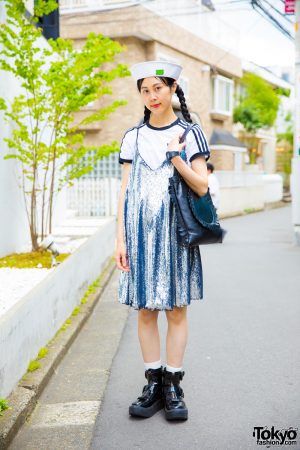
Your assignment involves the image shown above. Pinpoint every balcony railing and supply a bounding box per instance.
[60,0,138,12]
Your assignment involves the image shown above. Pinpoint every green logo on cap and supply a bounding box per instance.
[156,69,164,75]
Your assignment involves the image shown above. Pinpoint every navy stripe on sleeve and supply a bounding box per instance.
[119,156,133,164]
[190,152,210,162]
[118,126,136,165]
[191,125,210,155]
[178,121,210,162]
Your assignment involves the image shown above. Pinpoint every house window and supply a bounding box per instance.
[211,75,233,115]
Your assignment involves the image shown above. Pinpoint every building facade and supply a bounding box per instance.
[60,1,285,217]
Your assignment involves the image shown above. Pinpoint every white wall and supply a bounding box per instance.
[0,69,32,256]
[218,185,265,217]
[0,218,116,398]
[217,170,283,217]
[263,174,283,203]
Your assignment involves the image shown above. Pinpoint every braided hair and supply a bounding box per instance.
[143,105,151,124]
[175,84,192,123]
[137,76,192,124]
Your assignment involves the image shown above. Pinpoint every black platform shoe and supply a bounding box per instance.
[129,367,164,418]
[163,368,188,420]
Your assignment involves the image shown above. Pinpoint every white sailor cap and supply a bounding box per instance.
[130,60,182,81]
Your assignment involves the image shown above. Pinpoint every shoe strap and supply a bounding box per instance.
[165,385,184,400]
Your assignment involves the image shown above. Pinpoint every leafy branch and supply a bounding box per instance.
[233,73,281,163]
[0,0,130,249]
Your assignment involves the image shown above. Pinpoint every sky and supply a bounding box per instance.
[207,0,295,68]
[147,0,295,70]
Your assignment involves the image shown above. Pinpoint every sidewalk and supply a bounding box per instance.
[9,206,300,450]
[7,268,129,450]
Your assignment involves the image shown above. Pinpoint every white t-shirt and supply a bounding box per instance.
[119,117,210,170]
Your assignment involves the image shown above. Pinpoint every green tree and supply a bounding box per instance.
[277,112,293,189]
[233,73,282,163]
[277,111,293,146]
[0,0,130,250]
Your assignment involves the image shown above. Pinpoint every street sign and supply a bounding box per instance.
[285,0,295,14]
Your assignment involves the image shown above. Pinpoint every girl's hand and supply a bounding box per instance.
[167,132,186,152]
[115,240,130,272]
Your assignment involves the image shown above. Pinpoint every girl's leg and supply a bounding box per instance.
[163,306,188,421]
[138,309,160,363]
[129,309,163,418]
[165,306,188,368]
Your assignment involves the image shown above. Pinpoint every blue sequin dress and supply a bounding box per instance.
[118,127,204,310]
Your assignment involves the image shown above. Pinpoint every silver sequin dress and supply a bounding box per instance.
[118,126,204,310]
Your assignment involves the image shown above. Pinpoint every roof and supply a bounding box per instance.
[209,129,247,147]
[242,60,293,89]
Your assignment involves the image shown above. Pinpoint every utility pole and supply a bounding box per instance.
[291,0,300,244]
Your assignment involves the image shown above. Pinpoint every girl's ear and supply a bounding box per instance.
[171,81,177,94]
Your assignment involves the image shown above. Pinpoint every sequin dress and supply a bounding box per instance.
[118,125,204,311]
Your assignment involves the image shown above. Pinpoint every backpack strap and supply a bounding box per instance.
[179,123,195,143]
[179,123,197,162]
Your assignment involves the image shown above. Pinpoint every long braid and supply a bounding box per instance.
[143,106,151,123]
[176,85,192,123]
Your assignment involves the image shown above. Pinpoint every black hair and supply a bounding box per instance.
[207,162,214,172]
[137,76,192,124]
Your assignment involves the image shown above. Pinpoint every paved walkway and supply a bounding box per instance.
[10,206,300,450]
[91,206,300,450]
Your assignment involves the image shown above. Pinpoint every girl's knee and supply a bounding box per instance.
[138,309,158,325]
[166,307,187,325]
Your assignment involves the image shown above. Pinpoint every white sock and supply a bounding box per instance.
[144,359,161,370]
[166,364,182,373]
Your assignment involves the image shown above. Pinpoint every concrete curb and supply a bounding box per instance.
[219,200,288,220]
[0,256,117,450]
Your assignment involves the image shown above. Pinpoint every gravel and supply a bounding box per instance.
[0,217,109,319]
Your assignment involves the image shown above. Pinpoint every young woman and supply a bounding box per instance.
[115,61,210,421]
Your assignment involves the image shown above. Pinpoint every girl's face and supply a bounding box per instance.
[140,77,176,116]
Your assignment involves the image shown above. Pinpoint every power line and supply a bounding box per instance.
[61,0,294,68]
[212,3,268,66]
[250,0,293,40]
[261,0,293,24]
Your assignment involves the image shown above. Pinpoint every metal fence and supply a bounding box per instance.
[66,152,122,217]
[67,158,270,217]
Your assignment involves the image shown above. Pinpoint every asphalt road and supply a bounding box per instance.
[90,206,300,450]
